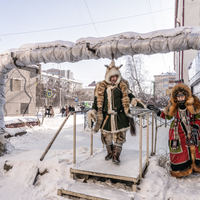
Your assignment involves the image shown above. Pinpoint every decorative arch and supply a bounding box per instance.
[0,26,200,134]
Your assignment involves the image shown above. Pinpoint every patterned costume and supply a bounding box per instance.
[148,83,200,177]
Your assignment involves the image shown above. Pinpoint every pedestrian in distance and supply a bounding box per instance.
[61,107,65,117]
[71,105,75,112]
[49,106,54,117]
[46,106,50,117]
[66,106,69,116]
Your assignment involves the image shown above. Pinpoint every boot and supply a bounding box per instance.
[112,145,122,164]
[105,144,113,160]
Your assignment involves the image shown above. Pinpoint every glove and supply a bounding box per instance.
[147,104,161,116]
[87,109,97,128]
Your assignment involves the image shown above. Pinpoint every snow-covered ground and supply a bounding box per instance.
[0,114,200,200]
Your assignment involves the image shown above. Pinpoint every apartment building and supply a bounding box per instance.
[154,72,176,98]
[174,0,200,85]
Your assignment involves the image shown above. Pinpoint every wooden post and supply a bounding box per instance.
[151,112,154,156]
[73,112,76,165]
[154,115,158,155]
[146,113,149,165]
[139,116,142,179]
[40,113,71,161]
[90,128,93,156]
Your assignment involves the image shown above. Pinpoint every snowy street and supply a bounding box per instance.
[0,114,199,200]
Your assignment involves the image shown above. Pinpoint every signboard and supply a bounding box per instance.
[47,91,52,98]
[75,97,78,102]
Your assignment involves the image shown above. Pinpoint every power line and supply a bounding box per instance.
[75,0,89,35]
[159,0,166,28]
[0,8,173,37]
[146,0,168,71]
[84,0,99,37]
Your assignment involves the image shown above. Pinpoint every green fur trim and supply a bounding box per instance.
[195,113,200,119]
[166,115,173,120]
[198,141,200,153]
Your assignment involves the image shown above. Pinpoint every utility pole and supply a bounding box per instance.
[59,64,62,108]
[151,81,155,101]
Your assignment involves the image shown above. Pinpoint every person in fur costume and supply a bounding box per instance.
[147,83,200,178]
[87,59,146,164]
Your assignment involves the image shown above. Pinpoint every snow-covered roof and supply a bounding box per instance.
[154,72,176,77]
[82,86,95,90]
[41,72,82,84]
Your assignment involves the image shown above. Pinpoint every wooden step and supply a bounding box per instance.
[57,181,134,200]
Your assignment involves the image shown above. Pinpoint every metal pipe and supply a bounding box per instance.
[147,113,149,165]
[151,112,154,156]
[154,115,158,155]
[90,128,93,156]
[181,0,185,80]
[139,116,142,179]
[73,112,76,164]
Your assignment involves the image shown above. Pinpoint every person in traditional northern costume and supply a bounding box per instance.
[147,83,200,177]
[87,59,146,164]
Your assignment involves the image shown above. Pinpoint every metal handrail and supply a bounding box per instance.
[72,109,157,183]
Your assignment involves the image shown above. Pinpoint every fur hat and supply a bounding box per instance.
[104,60,122,85]
[164,83,200,116]
[171,83,191,101]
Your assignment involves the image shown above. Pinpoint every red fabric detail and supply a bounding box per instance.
[160,111,166,119]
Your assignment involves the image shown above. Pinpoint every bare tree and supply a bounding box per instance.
[124,56,149,96]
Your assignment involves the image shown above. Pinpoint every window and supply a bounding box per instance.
[10,78,21,91]
[163,84,168,88]
[163,78,168,82]
[21,103,29,114]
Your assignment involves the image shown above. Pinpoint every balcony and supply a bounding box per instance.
[190,70,200,86]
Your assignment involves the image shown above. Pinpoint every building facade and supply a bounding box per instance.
[39,72,82,107]
[154,72,176,98]
[4,67,37,116]
[43,68,73,79]
[188,52,200,98]
[174,0,200,85]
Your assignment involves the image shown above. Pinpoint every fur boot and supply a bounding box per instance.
[105,144,113,160]
[112,145,122,164]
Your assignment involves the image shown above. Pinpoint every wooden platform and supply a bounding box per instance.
[70,149,148,189]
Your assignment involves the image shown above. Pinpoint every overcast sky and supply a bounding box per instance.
[0,0,174,86]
